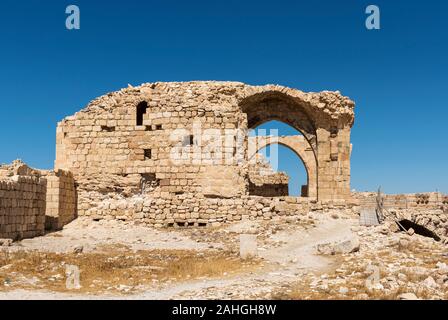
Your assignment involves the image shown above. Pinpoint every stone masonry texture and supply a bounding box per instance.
[1,82,446,237]
[54,81,356,225]
[0,161,47,240]
[42,170,77,230]
[0,160,77,240]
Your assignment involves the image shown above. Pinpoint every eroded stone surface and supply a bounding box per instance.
[240,234,258,259]
[54,81,355,225]
[0,161,77,240]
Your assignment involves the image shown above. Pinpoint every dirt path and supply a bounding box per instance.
[260,217,355,271]
[135,217,356,299]
[0,217,356,300]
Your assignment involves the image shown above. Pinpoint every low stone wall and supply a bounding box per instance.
[0,161,78,239]
[248,169,289,197]
[78,191,357,227]
[354,192,447,211]
[354,192,448,241]
[0,175,47,240]
[43,170,77,230]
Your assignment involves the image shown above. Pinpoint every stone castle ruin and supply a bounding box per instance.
[1,81,447,240]
[53,81,354,225]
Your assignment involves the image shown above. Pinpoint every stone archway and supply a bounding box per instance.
[56,81,355,215]
[239,87,354,201]
[240,91,318,153]
[248,135,317,199]
[240,90,319,199]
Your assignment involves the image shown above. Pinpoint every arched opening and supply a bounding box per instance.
[240,91,318,152]
[136,101,148,126]
[248,121,312,197]
[241,91,319,199]
[256,144,308,197]
[398,220,441,241]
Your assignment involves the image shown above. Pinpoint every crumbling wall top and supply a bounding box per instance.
[0,160,41,178]
[59,81,355,127]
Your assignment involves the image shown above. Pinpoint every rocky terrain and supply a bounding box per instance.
[0,210,446,300]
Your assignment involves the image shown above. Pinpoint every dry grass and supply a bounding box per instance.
[0,246,259,295]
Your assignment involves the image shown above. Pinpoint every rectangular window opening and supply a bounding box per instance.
[183,135,194,147]
[101,126,115,132]
[136,102,148,126]
[144,149,152,160]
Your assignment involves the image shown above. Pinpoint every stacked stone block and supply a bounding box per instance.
[354,191,448,241]
[44,170,77,230]
[78,191,356,227]
[355,192,447,210]
[248,154,289,197]
[316,127,352,201]
[54,81,355,224]
[0,175,46,240]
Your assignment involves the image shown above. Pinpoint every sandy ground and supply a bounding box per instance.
[2,213,446,300]
[0,215,355,300]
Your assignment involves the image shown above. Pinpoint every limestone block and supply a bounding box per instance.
[316,235,360,255]
[200,166,245,198]
[240,234,257,259]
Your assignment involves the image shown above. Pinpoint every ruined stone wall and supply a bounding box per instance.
[396,210,448,241]
[0,175,46,240]
[0,161,77,238]
[55,81,355,222]
[316,127,352,201]
[354,192,447,211]
[354,192,448,241]
[248,135,317,198]
[248,154,289,197]
[80,191,357,227]
[0,160,41,178]
[43,170,77,230]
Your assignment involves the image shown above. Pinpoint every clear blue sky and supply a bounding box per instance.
[0,0,447,194]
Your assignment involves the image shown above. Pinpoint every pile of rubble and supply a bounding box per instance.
[273,222,448,300]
